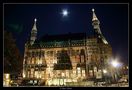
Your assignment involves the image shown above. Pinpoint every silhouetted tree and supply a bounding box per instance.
[4,30,23,74]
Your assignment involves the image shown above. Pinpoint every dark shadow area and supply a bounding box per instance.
[54,50,72,70]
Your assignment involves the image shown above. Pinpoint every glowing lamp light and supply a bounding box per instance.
[126,66,128,69]
[111,60,120,68]
[5,74,10,79]
[103,69,107,74]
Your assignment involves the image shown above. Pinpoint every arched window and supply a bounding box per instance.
[80,49,85,63]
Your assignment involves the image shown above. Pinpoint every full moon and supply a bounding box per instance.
[61,9,69,17]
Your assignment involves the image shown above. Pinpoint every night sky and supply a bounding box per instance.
[4,4,128,64]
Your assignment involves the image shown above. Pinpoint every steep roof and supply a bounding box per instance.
[36,32,86,43]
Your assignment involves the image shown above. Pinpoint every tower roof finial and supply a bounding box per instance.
[32,18,37,31]
[92,8,95,12]
[92,8,99,21]
[34,18,37,22]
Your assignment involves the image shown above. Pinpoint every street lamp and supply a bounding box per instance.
[103,69,108,85]
[111,60,120,68]
[110,60,121,83]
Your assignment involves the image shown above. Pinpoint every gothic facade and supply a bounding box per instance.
[22,9,112,86]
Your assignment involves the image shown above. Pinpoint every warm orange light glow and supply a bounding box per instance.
[5,74,10,79]
[3,73,10,87]
[23,73,25,78]
[103,69,107,73]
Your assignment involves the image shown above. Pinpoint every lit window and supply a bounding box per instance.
[37,73,39,78]
[81,56,84,63]
[77,67,81,71]
[98,70,101,72]
[28,60,30,64]
[60,79,63,85]
[53,59,57,64]
[30,80,33,83]
[82,70,85,77]
[31,69,34,74]
[89,70,93,76]
[27,71,30,78]
[62,72,65,77]
[94,67,97,72]
[77,67,81,77]
[34,80,37,84]
[5,74,10,79]
[73,70,76,74]
[32,58,34,64]
[35,71,38,78]
[39,59,42,64]
[23,73,26,78]
[39,74,41,78]
[66,71,69,77]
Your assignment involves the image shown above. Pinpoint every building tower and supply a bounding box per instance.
[92,8,108,44]
[30,18,37,45]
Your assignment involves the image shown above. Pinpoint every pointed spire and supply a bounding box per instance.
[92,8,99,22]
[32,18,37,31]
[92,9,108,44]
[30,18,38,45]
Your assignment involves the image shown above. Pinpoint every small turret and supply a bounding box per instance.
[30,18,37,45]
[92,9,108,44]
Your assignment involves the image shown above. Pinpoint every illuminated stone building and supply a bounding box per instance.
[22,9,112,86]
[3,73,11,86]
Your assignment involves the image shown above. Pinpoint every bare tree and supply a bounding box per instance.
[4,30,23,74]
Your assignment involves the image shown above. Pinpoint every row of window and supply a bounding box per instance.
[26,51,44,57]
[31,41,98,48]
[26,70,45,78]
[40,42,86,48]
[25,69,86,78]
[25,58,45,65]
[26,49,86,57]
[25,67,106,78]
